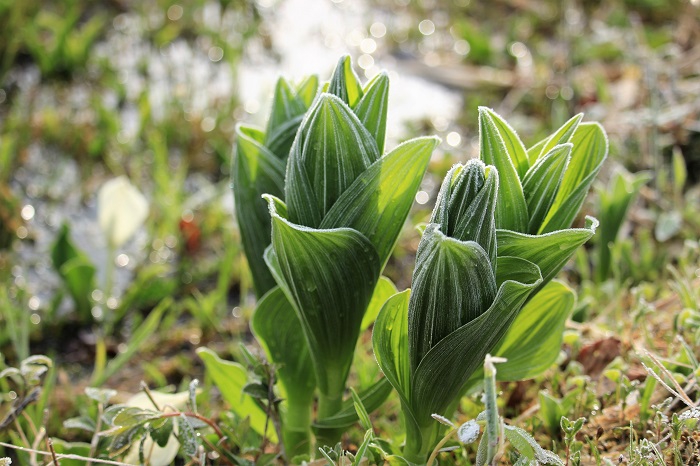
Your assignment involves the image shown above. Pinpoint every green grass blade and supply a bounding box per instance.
[94,298,171,386]
[596,170,651,282]
[285,93,380,228]
[478,107,528,231]
[319,136,438,268]
[312,377,393,429]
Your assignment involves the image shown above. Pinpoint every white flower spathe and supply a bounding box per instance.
[98,176,149,248]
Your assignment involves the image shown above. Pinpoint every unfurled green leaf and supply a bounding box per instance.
[362,276,399,331]
[528,113,582,164]
[354,72,390,153]
[408,225,497,371]
[285,93,380,228]
[492,280,575,381]
[496,216,597,286]
[372,290,424,453]
[320,136,438,266]
[672,147,687,196]
[265,198,380,397]
[478,107,528,232]
[233,125,287,297]
[481,108,529,178]
[196,348,277,441]
[251,286,315,408]
[263,77,308,158]
[295,75,320,108]
[522,144,571,234]
[539,122,608,233]
[328,55,364,107]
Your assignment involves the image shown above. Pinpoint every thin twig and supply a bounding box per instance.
[90,402,104,458]
[159,411,226,440]
[46,437,59,466]
[0,441,134,465]
[139,382,161,411]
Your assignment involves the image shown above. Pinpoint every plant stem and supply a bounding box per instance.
[282,399,313,460]
[314,392,344,450]
[402,421,441,466]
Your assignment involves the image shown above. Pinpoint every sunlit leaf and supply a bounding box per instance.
[529,113,582,164]
[522,143,571,234]
[492,280,575,381]
[97,176,149,248]
[496,217,597,287]
[320,136,438,267]
[478,107,528,232]
[328,55,364,107]
[539,122,608,233]
[481,108,529,178]
[354,72,389,153]
[361,276,399,331]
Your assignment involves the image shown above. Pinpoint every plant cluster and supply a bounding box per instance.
[198,56,610,464]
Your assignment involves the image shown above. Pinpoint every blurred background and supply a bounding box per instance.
[1,0,699,459]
